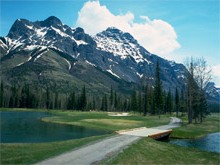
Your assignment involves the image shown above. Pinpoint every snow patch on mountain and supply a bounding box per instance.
[107,69,121,79]
[137,72,143,78]
[1,16,197,96]
[24,45,39,51]
[205,82,220,99]
[94,27,149,64]
[35,28,47,37]
[75,39,88,46]
[16,56,32,67]
[33,47,48,62]
[64,58,71,70]
[5,17,90,57]
[25,24,34,30]
[85,60,96,67]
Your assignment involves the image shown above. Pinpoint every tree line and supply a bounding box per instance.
[0,80,185,115]
[0,58,214,124]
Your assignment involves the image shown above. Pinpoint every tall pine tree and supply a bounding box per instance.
[79,85,87,111]
[0,81,3,108]
[154,60,163,118]
[143,85,148,116]
[175,87,180,116]
[109,86,114,110]
[131,89,137,112]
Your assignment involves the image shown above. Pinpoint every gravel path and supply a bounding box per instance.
[35,135,140,165]
[35,117,182,165]
[153,117,182,130]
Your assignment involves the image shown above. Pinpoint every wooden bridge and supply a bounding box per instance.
[117,127,172,140]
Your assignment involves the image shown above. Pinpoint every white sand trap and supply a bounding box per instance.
[108,112,130,116]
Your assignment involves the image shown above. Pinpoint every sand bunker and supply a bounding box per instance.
[108,112,130,116]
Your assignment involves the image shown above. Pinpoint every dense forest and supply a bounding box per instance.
[0,59,216,124]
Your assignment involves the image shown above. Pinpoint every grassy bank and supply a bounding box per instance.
[171,113,220,139]
[101,113,220,164]
[41,110,171,131]
[0,134,111,165]
[102,137,219,165]
[1,109,219,165]
[0,109,170,164]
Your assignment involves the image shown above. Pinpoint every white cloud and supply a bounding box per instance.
[76,1,180,56]
[212,64,220,87]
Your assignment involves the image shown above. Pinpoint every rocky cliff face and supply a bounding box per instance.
[0,16,189,94]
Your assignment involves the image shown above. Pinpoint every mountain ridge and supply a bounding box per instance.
[1,16,218,103]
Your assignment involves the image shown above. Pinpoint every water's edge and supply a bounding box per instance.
[0,111,109,143]
[169,132,220,153]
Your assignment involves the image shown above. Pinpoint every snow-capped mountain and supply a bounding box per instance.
[92,27,188,90]
[205,82,220,101]
[1,16,189,94]
[1,16,95,58]
[95,27,151,64]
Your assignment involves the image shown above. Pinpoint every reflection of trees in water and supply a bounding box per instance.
[1,111,107,143]
[170,133,220,153]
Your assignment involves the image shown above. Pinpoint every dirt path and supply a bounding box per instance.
[35,117,182,165]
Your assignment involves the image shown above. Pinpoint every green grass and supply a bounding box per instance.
[102,137,220,165]
[171,114,220,139]
[101,113,220,165]
[1,109,219,165]
[0,134,111,165]
[42,110,170,131]
[0,109,170,165]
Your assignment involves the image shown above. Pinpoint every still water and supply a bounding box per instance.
[170,132,220,153]
[0,111,109,143]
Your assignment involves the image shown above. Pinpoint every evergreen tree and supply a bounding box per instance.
[131,89,137,112]
[114,91,118,111]
[9,84,17,108]
[109,86,114,110]
[26,85,30,108]
[0,81,3,107]
[185,57,211,124]
[148,87,155,114]
[19,85,27,108]
[79,85,87,111]
[46,86,50,109]
[54,92,59,109]
[154,60,163,118]
[186,62,198,123]
[101,94,108,111]
[92,96,96,110]
[122,99,128,112]
[143,85,148,116]
[161,90,166,114]
[138,90,142,114]
[67,90,76,110]
[179,89,186,116]
[175,87,180,116]
[198,89,208,122]
[166,89,172,115]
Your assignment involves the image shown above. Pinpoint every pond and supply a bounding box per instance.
[0,111,109,143]
[170,132,220,153]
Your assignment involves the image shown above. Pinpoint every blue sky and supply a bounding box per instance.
[1,0,219,86]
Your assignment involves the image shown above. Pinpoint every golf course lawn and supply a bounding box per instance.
[101,137,219,165]
[0,109,219,164]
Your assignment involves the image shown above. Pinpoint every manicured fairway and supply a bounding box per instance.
[1,109,219,165]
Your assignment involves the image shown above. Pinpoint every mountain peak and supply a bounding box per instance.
[41,16,62,27]
[2,16,193,100]
[106,27,123,34]
[97,27,137,44]
[7,18,33,38]
[94,27,144,62]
